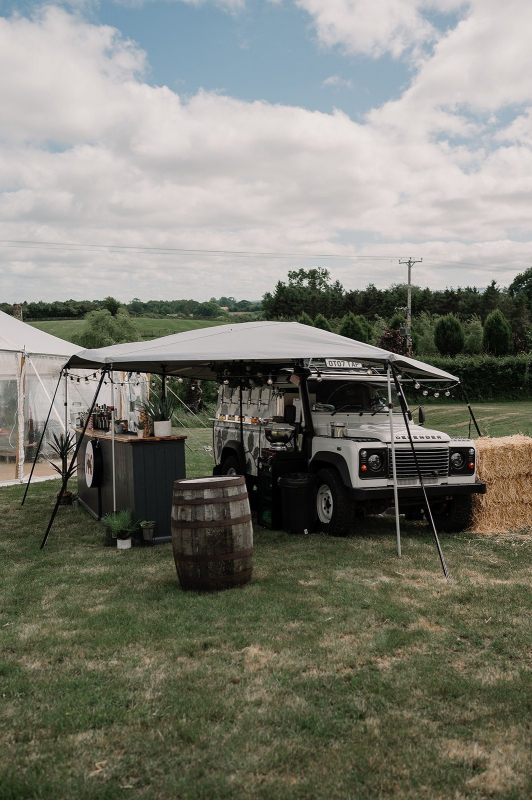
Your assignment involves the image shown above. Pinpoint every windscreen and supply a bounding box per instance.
[308,379,401,414]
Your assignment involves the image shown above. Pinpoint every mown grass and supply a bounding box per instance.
[2,426,532,799]
[420,401,532,439]
[30,317,227,343]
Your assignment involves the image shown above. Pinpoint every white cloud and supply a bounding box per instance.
[0,5,532,303]
[295,0,467,59]
[321,75,353,90]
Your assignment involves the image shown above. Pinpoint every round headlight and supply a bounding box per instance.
[368,453,383,472]
[451,452,464,469]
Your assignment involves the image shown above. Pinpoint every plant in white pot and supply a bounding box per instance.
[142,394,176,438]
[136,420,145,439]
[103,509,138,550]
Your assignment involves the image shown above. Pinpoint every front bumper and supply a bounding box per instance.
[351,481,486,502]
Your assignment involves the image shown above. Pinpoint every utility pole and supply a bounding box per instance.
[398,257,422,355]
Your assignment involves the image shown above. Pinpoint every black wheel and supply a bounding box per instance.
[220,454,242,477]
[315,468,353,536]
[431,495,473,533]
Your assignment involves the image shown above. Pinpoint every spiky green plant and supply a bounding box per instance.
[45,431,77,484]
[141,393,177,422]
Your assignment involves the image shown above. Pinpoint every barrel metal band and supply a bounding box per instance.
[174,476,245,490]
[173,492,248,506]
[173,513,252,529]
[177,547,253,563]
[179,569,253,585]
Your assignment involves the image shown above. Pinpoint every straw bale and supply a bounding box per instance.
[471,435,532,534]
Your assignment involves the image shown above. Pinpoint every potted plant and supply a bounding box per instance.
[45,431,77,505]
[142,394,176,438]
[136,420,145,439]
[103,509,138,550]
[139,519,156,543]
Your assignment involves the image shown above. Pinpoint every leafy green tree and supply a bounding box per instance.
[464,316,484,354]
[297,311,314,326]
[76,309,138,349]
[103,296,121,317]
[313,314,332,332]
[195,301,220,318]
[388,313,406,331]
[483,309,512,355]
[508,266,532,306]
[412,312,438,356]
[339,312,370,343]
[434,314,465,357]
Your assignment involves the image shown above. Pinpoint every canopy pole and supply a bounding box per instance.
[161,367,167,401]
[390,364,449,580]
[21,368,64,506]
[40,369,107,549]
[460,385,482,438]
[387,364,401,557]
[110,369,117,513]
[64,369,68,432]
[239,380,244,453]
[15,353,26,482]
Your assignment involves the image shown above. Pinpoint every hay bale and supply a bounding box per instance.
[471,435,532,534]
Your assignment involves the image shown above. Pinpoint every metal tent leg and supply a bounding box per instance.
[40,369,107,550]
[387,365,401,557]
[390,363,449,580]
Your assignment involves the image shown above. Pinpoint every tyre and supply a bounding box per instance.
[220,454,242,477]
[315,468,353,536]
[431,494,473,533]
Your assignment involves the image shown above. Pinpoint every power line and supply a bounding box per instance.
[0,239,527,272]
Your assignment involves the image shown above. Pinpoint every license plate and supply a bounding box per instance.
[325,359,362,369]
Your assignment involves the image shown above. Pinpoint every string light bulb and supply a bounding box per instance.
[422,390,428,396]
[445,390,451,397]
[434,392,439,398]
[415,382,420,390]
[267,376,273,385]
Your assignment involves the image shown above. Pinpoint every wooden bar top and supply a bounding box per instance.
[76,428,187,444]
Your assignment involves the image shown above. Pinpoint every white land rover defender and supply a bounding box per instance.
[212,362,486,535]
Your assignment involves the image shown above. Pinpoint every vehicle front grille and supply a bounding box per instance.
[388,447,449,479]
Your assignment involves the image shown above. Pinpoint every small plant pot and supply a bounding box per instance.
[58,490,73,506]
[154,420,172,437]
[115,423,125,434]
[137,428,145,439]
[141,524,155,543]
[117,537,132,550]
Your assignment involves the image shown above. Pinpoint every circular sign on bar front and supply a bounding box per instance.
[85,440,103,488]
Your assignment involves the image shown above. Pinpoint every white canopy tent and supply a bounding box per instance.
[66,320,459,382]
[0,312,144,485]
[0,311,81,485]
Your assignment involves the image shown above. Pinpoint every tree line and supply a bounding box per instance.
[262,267,532,357]
[0,295,261,321]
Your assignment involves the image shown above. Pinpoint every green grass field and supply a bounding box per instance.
[30,317,226,343]
[417,401,532,439]
[1,424,532,799]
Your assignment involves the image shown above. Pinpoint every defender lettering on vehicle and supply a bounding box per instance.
[213,362,486,536]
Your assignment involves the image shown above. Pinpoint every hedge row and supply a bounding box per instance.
[419,355,532,402]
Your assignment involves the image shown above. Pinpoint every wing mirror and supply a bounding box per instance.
[418,406,426,425]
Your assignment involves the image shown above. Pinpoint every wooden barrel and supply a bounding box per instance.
[171,476,253,591]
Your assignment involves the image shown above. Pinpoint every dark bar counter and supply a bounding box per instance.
[76,429,187,544]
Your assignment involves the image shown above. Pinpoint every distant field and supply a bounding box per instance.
[419,401,532,439]
[29,317,226,344]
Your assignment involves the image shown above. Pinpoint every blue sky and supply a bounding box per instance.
[1,0,531,302]
[91,0,412,118]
